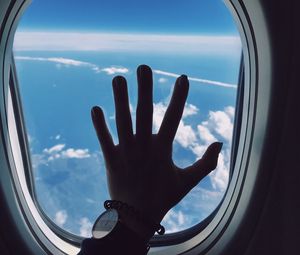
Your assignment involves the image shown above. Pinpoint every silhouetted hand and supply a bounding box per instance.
[91,65,222,240]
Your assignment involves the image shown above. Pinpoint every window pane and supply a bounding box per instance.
[13,0,241,237]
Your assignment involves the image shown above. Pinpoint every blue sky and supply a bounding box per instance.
[13,0,242,239]
[20,0,238,35]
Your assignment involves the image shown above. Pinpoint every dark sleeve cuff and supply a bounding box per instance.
[78,221,150,255]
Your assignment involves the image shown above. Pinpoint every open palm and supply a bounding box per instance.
[91,65,222,232]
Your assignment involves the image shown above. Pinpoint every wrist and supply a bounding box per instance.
[118,209,155,242]
[88,214,150,255]
[104,200,165,243]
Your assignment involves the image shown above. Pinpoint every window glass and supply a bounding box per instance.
[13,0,241,237]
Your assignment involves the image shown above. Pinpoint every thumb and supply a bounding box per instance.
[182,142,223,190]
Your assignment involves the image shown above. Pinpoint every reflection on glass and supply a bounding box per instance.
[13,0,241,236]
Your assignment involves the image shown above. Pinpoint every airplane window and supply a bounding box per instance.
[12,0,241,240]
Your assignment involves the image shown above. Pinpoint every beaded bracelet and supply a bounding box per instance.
[104,200,165,235]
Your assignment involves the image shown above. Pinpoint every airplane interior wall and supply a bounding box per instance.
[1,0,300,254]
[243,0,300,254]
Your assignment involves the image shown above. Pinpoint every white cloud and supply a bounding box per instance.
[153,102,167,132]
[158,77,168,83]
[54,210,68,227]
[27,134,33,144]
[162,185,226,232]
[162,209,188,233]
[155,104,234,192]
[86,198,96,204]
[43,144,65,154]
[14,32,242,56]
[197,125,217,145]
[31,153,47,169]
[209,153,229,191]
[176,121,198,148]
[35,143,92,165]
[153,102,199,148]
[61,148,91,159]
[48,57,92,67]
[153,102,198,129]
[190,144,207,161]
[14,56,95,68]
[182,104,198,118]
[189,107,234,191]
[225,106,235,120]
[92,66,101,72]
[15,56,129,76]
[201,110,234,142]
[198,186,224,200]
[79,217,93,237]
[101,66,129,75]
[181,186,224,216]
[189,77,236,89]
[192,145,230,192]
[153,70,181,79]
[55,134,61,140]
[153,69,237,89]
[48,154,61,161]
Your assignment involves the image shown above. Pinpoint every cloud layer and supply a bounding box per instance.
[54,210,68,227]
[14,56,129,75]
[153,103,234,192]
[15,56,237,88]
[79,217,93,237]
[14,31,241,55]
[23,53,236,234]
[33,143,91,167]
[30,102,234,236]
[153,70,237,88]
[153,102,199,148]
